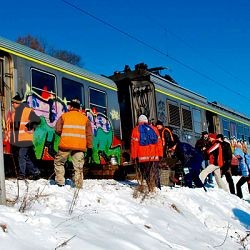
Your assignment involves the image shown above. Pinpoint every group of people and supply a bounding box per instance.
[130,114,250,199]
[196,131,250,198]
[130,114,204,192]
[10,94,92,189]
[9,95,250,197]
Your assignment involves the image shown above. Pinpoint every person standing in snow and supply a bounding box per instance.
[199,134,229,192]
[54,98,93,188]
[233,147,250,199]
[155,120,176,157]
[11,93,41,180]
[131,115,163,191]
[220,137,235,194]
[195,131,213,184]
[155,120,179,186]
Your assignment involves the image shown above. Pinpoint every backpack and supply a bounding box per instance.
[138,123,158,146]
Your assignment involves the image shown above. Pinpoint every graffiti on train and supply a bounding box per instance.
[4,86,121,165]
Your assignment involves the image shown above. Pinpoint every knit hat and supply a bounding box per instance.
[201,131,208,136]
[11,93,22,104]
[138,114,148,123]
[68,98,81,109]
[156,120,163,126]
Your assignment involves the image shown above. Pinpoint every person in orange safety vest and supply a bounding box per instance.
[131,114,163,191]
[53,98,93,188]
[11,93,41,180]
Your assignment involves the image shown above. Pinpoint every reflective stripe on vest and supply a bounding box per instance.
[138,156,160,162]
[18,107,33,142]
[59,111,88,151]
[61,133,86,138]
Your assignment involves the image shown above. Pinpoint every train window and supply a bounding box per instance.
[89,87,107,115]
[181,105,192,130]
[230,122,237,138]
[222,119,230,138]
[31,68,56,96]
[237,124,244,140]
[168,101,180,127]
[62,78,84,106]
[193,109,202,133]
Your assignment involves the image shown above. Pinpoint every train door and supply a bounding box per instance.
[213,116,221,134]
[0,51,13,154]
[0,53,13,113]
[205,110,220,134]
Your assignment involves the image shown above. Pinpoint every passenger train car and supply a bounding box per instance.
[110,62,250,153]
[1,37,249,177]
[0,36,121,176]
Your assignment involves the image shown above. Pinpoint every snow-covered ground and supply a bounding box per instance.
[0,176,249,250]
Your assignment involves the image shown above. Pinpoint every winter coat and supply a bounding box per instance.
[195,137,211,160]
[158,127,176,157]
[55,109,92,151]
[131,123,163,162]
[175,142,203,171]
[207,140,223,167]
[234,148,250,177]
[11,103,40,147]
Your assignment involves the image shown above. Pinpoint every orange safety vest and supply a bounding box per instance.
[59,111,88,151]
[12,107,34,143]
[161,127,174,147]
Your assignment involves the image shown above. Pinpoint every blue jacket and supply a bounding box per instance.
[234,148,250,177]
[175,142,203,171]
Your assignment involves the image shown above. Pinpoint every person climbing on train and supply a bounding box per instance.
[131,114,163,192]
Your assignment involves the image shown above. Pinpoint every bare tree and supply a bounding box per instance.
[16,35,45,53]
[49,48,81,66]
[16,35,82,66]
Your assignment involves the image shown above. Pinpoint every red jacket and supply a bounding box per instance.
[131,123,163,162]
[207,140,223,167]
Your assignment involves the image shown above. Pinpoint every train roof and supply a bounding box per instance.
[150,72,208,104]
[154,73,250,123]
[111,64,250,125]
[0,36,117,90]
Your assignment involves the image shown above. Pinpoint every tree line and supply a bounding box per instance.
[16,35,82,66]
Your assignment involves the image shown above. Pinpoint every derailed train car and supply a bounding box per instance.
[1,37,250,178]
[110,63,250,154]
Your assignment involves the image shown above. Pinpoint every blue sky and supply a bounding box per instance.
[1,0,250,116]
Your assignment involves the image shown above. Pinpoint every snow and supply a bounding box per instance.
[0,176,250,250]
